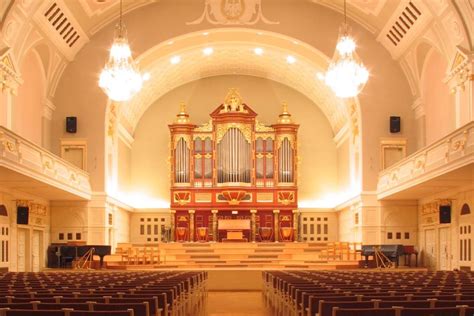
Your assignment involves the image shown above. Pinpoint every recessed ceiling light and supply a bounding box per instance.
[167,41,174,45]
[286,55,296,64]
[293,40,299,45]
[170,56,181,64]
[316,72,325,80]
[202,32,209,36]
[203,47,214,56]
[257,32,263,35]
[142,72,150,81]
[254,47,264,56]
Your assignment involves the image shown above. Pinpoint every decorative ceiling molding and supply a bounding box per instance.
[376,0,433,60]
[33,0,89,61]
[187,0,279,25]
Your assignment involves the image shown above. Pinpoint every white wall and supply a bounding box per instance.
[129,75,338,208]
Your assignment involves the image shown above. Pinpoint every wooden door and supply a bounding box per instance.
[17,229,27,272]
[438,227,450,270]
[424,229,436,269]
[32,230,41,272]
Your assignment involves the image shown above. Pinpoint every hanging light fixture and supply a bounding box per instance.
[99,0,144,102]
[322,0,369,98]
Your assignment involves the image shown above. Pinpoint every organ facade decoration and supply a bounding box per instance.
[169,89,299,242]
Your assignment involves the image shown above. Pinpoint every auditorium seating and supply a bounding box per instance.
[0,271,207,316]
[262,270,474,316]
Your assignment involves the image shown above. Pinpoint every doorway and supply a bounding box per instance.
[438,227,450,270]
[17,228,29,272]
[424,229,436,269]
[32,230,43,272]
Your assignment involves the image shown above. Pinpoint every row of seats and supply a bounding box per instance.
[262,270,474,316]
[0,271,207,316]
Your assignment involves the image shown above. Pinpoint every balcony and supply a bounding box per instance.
[0,127,91,200]
[378,122,474,200]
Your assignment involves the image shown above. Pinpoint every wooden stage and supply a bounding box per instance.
[104,242,365,270]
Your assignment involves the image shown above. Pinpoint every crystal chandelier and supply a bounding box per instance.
[99,0,144,102]
[323,0,369,98]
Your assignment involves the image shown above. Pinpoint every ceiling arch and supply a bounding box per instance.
[122,28,352,135]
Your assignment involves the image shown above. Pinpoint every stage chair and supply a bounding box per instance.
[196,227,208,242]
[150,247,160,265]
[259,227,273,242]
[176,227,188,242]
[340,242,349,260]
[280,226,293,242]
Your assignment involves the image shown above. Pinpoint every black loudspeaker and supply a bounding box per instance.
[17,206,29,225]
[390,116,401,133]
[66,117,77,133]
[439,205,451,224]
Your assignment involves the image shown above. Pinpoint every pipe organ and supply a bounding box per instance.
[169,89,299,242]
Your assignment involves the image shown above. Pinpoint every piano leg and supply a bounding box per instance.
[99,256,104,269]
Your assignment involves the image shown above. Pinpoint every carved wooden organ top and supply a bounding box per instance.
[169,89,299,211]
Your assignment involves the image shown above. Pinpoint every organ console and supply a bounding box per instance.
[169,89,299,242]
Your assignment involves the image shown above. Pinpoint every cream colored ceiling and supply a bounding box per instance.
[122,29,349,134]
[66,0,392,37]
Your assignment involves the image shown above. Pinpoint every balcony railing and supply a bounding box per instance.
[0,126,91,199]
[378,121,474,199]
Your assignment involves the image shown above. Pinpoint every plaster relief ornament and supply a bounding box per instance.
[187,0,279,25]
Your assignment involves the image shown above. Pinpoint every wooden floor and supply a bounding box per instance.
[202,291,271,316]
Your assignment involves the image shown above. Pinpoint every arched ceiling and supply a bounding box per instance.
[122,29,349,134]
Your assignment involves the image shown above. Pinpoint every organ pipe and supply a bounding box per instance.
[175,138,189,183]
[278,138,293,183]
[217,127,251,184]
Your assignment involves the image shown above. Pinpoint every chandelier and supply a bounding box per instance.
[322,0,369,98]
[99,0,144,102]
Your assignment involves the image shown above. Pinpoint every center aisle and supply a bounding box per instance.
[202,291,272,316]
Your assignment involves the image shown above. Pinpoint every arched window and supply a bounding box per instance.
[461,203,471,215]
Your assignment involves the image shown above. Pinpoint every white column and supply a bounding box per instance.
[42,98,56,150]
[411,97,426,150]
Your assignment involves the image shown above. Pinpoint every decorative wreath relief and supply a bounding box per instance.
[187,0,279,25]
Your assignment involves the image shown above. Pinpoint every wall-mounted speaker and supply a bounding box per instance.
[66,117,77,133]
[390,116,401,133]
[439,205,451,224]
[17,206,29,225]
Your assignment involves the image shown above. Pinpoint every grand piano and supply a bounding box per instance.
[47,244,111,269]
[361,244,404,268]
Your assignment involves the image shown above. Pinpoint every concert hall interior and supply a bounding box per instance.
[0,0,473,315]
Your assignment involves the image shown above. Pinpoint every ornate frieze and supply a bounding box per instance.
[447,47,473,93]
[0,49,21,95]
[0,126,91,199]
[187,0,279,25]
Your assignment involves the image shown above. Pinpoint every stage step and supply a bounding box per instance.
[107,242,362,270]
